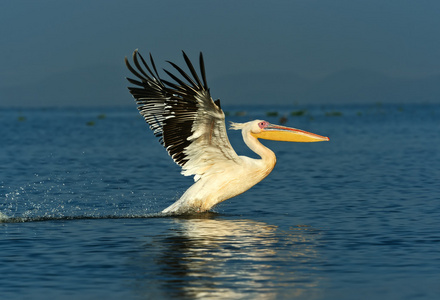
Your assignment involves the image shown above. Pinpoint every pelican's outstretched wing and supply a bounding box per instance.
[125,50,241,180]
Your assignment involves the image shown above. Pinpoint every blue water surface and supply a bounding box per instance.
[1,103,439,299]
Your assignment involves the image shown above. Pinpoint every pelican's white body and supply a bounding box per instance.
[162,122,277,213]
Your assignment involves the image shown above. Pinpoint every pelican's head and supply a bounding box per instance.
[241,120,329,142]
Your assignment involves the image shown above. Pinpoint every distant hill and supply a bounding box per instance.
[211,71,313,105]
[1,65,439,107]
[0,64,129,107]
[212,69,440,105]
[303,69,440,104]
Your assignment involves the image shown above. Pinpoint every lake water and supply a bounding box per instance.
[1,103,439,299]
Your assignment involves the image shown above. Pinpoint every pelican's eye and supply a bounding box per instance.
[258,121,268,129]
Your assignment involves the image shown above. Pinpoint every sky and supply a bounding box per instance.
[1,0,440,107]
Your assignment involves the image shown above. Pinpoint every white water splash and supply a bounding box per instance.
[0,211,9,222]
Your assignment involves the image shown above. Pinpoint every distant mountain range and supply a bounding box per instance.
[1,65,439,107]
[213,68,440,105]
[0,65,129,107]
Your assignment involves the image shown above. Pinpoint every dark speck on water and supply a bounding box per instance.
[1,104,440,300]
[291,109,307,116]
[265,111,279,117]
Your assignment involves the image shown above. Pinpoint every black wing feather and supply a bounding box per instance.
[125,50,221,167]
[166,61,199,90]
[182,51,204,89]
[199,53,209,90]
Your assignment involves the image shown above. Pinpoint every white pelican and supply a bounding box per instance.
[125,50,329,214]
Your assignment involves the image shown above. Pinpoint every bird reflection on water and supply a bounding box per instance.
[131,214,324,299]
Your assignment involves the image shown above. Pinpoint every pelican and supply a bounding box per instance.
[125,50,329,214]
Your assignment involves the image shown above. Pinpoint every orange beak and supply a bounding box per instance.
[252,124,329,142]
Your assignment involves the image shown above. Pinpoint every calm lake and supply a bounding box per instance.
[1,103,439,299]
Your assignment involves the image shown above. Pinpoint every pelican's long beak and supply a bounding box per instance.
[252,124,329,142]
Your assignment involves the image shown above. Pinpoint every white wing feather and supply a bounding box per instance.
[125,50,241,182]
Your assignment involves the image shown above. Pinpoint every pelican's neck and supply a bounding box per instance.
[242,130,276,166]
